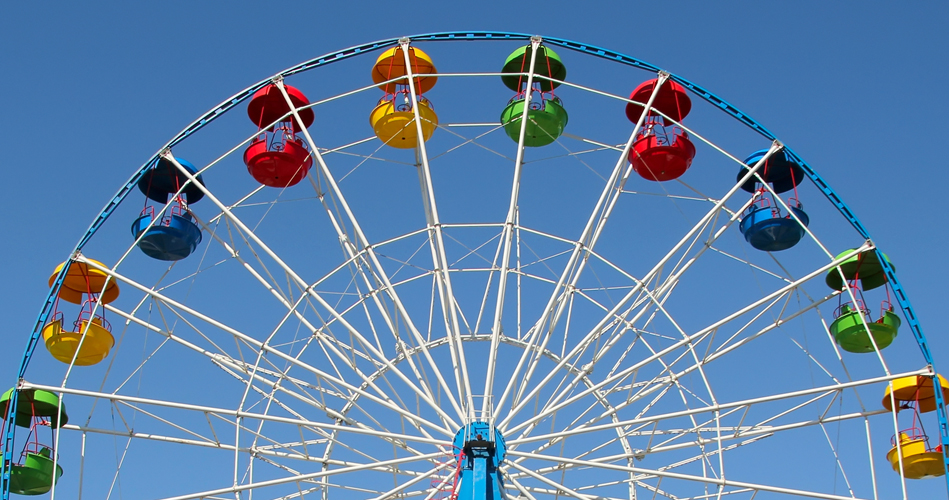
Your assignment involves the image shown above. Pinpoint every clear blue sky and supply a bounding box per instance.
[2,2,947,499]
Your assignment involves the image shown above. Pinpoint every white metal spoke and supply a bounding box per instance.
[82,259,455,437]
[503,238,868,439]
[495,72,679,426]
[506,367,928,447]
[297,176,456,434]
[399,39,474,416]
[276,79,466,426]
[154,451,444,500]
[498,142,783,432]
[483,37,542,415]
[506,449,868,500]
[160,154,464,437]
[21,382,451,448]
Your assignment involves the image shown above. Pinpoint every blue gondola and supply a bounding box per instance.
[131,157,205,261]
[737,149,809,252]
[739,200,810,251]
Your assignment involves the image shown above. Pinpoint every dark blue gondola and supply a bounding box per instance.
[131,157,205,261]
[737,149,809,252]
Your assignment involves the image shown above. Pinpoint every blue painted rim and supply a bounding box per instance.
[5,32,946,497]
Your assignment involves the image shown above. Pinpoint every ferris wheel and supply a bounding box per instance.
[2,32,948,500]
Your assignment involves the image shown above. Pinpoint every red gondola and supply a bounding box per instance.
[625,78,695,182]
[244,84,314,188]
[628,125,696,181]
[625,79,691,125]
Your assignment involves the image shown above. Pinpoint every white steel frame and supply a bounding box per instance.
[18,37,927,500]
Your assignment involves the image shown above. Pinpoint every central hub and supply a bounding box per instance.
[451,422,507,500]
[452,422,507,465]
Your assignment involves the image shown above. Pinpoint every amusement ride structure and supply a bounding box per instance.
[2,33,947,500]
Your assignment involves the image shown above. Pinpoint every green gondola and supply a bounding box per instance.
[826,248,895,291]
[829,304,900,353]
[500,96,568,147]
[1,388,68,495]
[6,447,64,495]
[0,388,68,428]
[500,45,566,92]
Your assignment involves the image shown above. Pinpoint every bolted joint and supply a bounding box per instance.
[67,251,82,264]
[325,408,345,421]
[656,71,671,86]
[399,37,411,46]
[530,35,543,44]
[270,75,284,85]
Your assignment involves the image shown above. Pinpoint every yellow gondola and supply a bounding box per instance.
[44,259,119,366]
[883,374,949,413]
[370,96,438,149]
[42,316,115,366]
[886,432,946,479]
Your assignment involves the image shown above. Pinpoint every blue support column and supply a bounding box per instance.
[453,423,507,500]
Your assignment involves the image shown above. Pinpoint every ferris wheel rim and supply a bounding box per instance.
[25,31,934,374]
[5,32,948,500]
